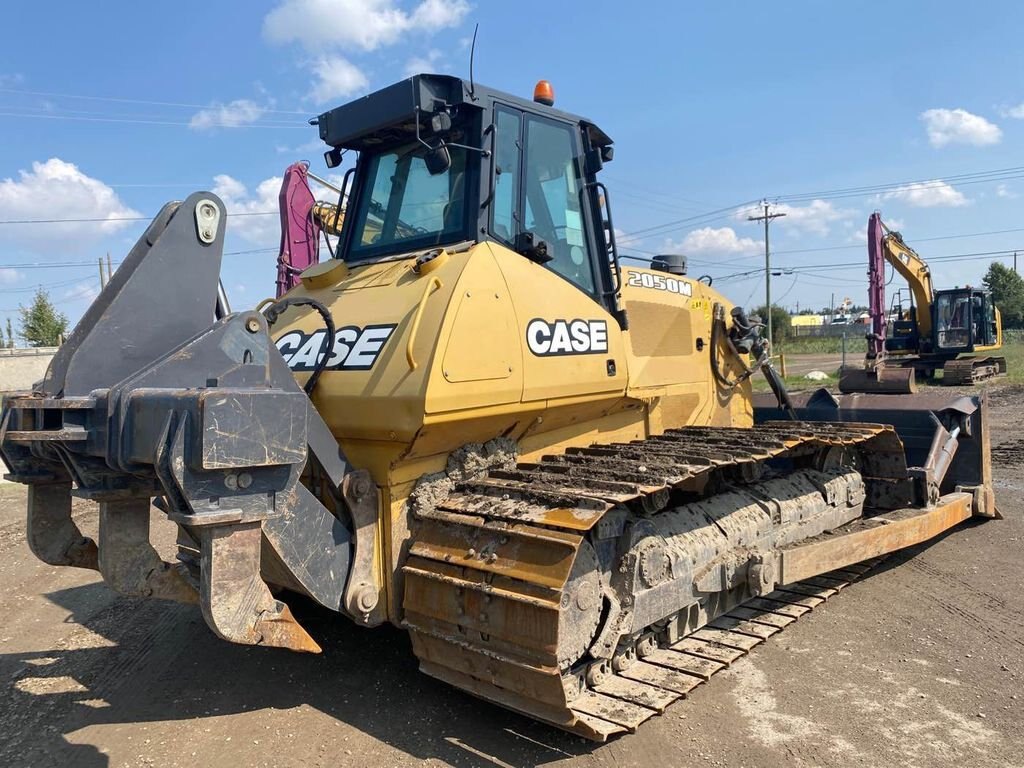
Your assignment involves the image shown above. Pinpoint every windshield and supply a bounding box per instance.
[935,292,971,349]
[346,143,469,260]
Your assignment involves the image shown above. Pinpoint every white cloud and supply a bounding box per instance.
[263,0,469,53]
[308,56,370,104]
[403,49,444,78]
[212,174,283,245]
[999,103,1024,119]
[189,99,267,130]
[996,183,1017,199]
[881,180,968,208]
[678,226,760,256]
[0,159,141,252]
[0,268,21,284]
[276,138,325,155]
[735,199,853,236]
[920,108,1001,148]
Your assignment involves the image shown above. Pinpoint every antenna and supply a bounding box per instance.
[468,23,479,101]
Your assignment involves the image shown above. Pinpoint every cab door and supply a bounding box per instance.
[488,104,627,403]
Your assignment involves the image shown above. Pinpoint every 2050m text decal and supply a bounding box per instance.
[526,318,608,356]
[626,270,693,297]
[275,324,397,371]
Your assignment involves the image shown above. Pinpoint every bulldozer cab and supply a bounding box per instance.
[933,288,998,353]
[317,74,623,322]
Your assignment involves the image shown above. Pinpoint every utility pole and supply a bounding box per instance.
[1014,251,1018,274]
[748,200,786,349]
[98,257,107,288]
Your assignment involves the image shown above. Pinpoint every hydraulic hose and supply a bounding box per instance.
[262,296,336,396]
[710,304,754,390]
[710,303,796,419]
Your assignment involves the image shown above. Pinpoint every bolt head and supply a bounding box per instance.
[245,317,261,333]
[355,584,378,613]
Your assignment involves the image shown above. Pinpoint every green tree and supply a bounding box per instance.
[5,317,13,348]
[18,288,68,347]
[751,304,791,347]
[982,262,1024,329]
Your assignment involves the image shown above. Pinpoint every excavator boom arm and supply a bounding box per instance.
[882,228,935,339]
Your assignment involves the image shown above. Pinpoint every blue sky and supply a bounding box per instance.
[2,0,1024,330]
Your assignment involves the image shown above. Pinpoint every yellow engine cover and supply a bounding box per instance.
[270,243,751,619]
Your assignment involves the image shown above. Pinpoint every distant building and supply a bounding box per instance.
[790,314,824,328]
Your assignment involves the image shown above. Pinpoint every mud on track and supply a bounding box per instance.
[1,385,1022,767]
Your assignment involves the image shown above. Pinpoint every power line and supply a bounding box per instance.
[772,226,1024,257]
[0,246,277,274]
[0,101,305,127]
[747,201,786,344]
[0,87,311,115]
[775,165,1024,203]
[617,200,759,242]
[0,211,278,225]
[0,111,306,129]
[615,165,1024,247]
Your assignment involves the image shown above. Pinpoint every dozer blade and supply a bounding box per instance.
[838,365,916,394]
[0,192,373,655]
[756,388,996,517]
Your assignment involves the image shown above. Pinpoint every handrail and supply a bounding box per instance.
[406,276,442,370]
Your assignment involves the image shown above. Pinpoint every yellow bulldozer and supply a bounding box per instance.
[0,75,998,740]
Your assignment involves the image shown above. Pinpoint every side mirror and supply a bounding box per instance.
[324,147,343,169]
[424,144,451,176]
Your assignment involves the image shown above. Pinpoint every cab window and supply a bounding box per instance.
[523,116,596,294]
[347,142,469,260]
[491,107,521,245]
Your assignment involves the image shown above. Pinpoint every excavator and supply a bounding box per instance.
[840,213,1007,393]
[0,75,999,740]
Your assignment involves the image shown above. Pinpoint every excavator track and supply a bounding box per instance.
[402,421,913,740]
[942,356,1007,386]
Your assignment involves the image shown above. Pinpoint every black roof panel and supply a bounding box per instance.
[316,74,612,151]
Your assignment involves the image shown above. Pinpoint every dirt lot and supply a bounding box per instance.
[2,387,1022,768]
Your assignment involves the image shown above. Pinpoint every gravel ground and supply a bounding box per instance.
[1,387,1021,768]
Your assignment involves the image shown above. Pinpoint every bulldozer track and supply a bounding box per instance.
[402,421,910,740]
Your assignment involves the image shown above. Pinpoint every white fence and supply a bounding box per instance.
[0,346,58,392]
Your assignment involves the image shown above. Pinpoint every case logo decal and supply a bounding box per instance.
[275,324,397,371]
[526,318,608,356]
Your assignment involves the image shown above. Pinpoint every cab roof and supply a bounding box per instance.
[315,74,613,152]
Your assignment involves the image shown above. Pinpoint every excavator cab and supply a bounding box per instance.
[841,213,1007,391]
[933,288,999,353]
